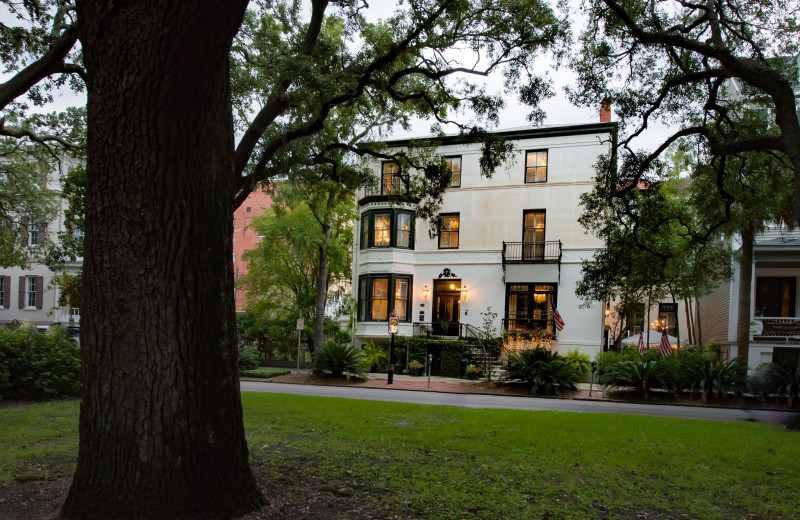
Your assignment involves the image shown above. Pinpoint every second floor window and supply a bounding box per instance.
[445,156,461,187]
[523,210,545,242]
[396,212,411,247]
[373,213,391,246]
[525,150,548,183]
[360,209,414,249]
[0,276,4,307]
[439,214,459,249]
[381,162,404,195]
[28,223,39,247]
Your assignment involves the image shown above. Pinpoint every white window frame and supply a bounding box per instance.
[26,276,37,309]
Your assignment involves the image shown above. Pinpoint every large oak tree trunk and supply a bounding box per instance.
[735,224,755,373]
[62,2,265,518]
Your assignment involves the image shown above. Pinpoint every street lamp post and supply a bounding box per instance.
[388,313,398,385]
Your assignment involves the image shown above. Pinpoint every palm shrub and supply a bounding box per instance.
[681,356,745,403]
[754,363,800,407]
[238,345,259,371]
[314,339,365,378]
[600,358,676,398]
[503,347,579,395]
[563,349,591,376]
[360,342,389,372]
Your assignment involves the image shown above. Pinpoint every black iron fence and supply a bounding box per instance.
[237,330,335,361]
[412,322,481,340]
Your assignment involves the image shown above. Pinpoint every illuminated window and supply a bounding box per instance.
[525,150,547,183]
[357,274,413,322]
[371,278,389,320]
[373,213,391,246]
[445,156,461,187]
[381,162,404,195]
[360,209,414,249]
[439,214,459,249]
[396,212,411,247]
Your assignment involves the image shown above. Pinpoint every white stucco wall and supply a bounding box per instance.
[351,124,613,360]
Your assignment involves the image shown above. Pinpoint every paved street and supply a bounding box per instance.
[241,380,799,425]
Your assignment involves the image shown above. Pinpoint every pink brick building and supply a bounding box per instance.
[233,188,273,312]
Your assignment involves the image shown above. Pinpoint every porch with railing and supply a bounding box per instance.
[412,322,481,340]
[751,317,800,343]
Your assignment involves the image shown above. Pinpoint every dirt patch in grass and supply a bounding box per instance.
[0,452,396,520]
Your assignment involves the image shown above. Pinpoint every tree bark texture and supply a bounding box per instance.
[62,2,265,518]
[735,225,755,372]
[314,224,330,352]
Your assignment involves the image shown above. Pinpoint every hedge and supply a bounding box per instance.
[398,336,471,378]
[0,325,82,400]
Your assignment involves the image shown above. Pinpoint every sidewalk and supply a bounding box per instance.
[266,369,607,400]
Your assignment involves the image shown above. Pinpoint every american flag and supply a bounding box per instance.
[637,331,644,356]
[659,329,673,358]
[550,302,565,332]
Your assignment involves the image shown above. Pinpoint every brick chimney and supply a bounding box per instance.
[600,100,611,122]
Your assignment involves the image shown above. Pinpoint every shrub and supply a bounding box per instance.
[360,342,389,371]
[238,345,259,371]
[563,349,591,376]
[503,347,579,395]
[314,340,365,378]
[0,325,82,400]
[332,330,352,344]
[600,358,676,398]
[681,356,745,402]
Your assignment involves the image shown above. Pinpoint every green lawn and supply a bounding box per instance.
[239,367,291,378]
[1,394,798,519]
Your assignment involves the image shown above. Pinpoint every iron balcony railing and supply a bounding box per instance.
[502,241,562,264]
[502,318,555,335]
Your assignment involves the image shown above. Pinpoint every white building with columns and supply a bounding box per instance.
[351,121,615,359]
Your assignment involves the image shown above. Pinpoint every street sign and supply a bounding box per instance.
[296,318,304,330]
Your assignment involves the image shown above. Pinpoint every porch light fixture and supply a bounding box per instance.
[461,285,469,302]
[422,285,429,301]
[605,301,611,317]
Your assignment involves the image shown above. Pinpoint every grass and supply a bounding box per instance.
[239,367,291,378]
[1,394,799,519]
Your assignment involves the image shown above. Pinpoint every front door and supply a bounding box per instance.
[433,279,461,336]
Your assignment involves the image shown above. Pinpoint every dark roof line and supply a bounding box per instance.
[382,122,617,148]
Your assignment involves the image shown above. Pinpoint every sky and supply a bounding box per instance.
[0,1,666,150]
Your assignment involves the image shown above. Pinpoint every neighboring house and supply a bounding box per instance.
[0,160,82,330]
[351,119,615,359]
[233,187,273,312]
[699,224,800,371]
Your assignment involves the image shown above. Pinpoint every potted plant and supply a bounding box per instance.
[408,359,424,376]
[465,363,482,380]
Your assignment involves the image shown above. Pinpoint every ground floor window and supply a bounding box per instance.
[755,277,796,317]
[504,283,557,333]
[657,302,678,336]
[357,273,413,322]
